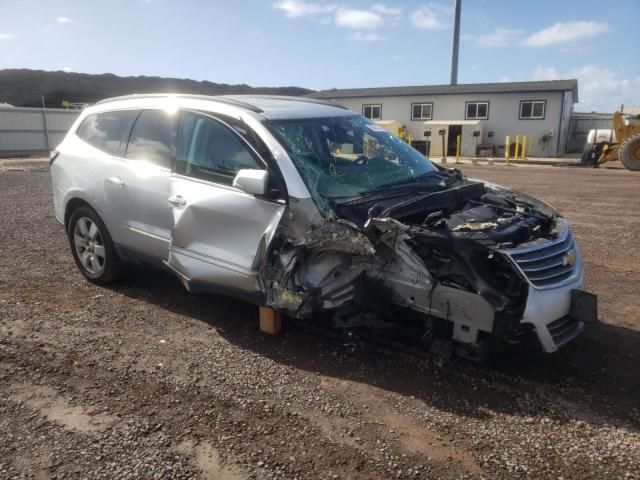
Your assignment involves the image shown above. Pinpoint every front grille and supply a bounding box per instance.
[507,222,578,289]
[547,315,583,348]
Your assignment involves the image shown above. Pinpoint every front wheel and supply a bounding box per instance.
[580,142,595,166]
[68,206,122,284]
[619,133,640,171]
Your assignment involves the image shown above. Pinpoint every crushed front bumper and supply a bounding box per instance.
[519,263,597,353]
[502,221,597,353]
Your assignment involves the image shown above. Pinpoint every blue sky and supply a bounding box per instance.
[0,0,638,111]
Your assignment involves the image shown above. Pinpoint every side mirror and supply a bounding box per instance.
[232,169,269,196]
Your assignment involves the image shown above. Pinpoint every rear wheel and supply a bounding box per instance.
[68,206,122,284]
[619,133,640,171]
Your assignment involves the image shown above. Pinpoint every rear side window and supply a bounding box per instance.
[125,110,173,168]
[176,111,262,185]
[76,110,138,156]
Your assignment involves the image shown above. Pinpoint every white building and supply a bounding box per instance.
[310,79,578,157]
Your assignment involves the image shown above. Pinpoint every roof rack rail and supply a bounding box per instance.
[228,94,349,110]
[95,93,263,113]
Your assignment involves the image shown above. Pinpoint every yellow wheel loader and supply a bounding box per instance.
[581,112,640,170]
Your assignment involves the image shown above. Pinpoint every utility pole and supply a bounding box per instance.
[41,95,50,151]
[449,0,462,85]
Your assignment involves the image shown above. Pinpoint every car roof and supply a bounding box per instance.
[94,94,354,120]
[223,95,353,119]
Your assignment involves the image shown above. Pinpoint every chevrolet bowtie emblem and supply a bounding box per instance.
[563,249,576,267]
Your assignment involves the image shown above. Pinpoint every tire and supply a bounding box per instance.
[580,142,595,166]
[68,205,122,284]
[619,133,640,171]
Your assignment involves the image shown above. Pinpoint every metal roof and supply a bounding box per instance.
[309,79,579,102]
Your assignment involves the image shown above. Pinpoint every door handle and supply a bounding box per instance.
[107,176,125,187]
[168,195,186,207]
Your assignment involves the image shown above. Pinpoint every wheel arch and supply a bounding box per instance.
[64,196,97,232]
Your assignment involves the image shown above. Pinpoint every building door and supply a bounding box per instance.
[447,125,462,156]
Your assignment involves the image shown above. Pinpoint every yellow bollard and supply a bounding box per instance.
[515,135,520,161]
[505,135,511,164]
[522,135,527,159]
[455,134,461,163]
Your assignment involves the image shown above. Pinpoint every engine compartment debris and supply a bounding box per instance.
[263,170,590,360]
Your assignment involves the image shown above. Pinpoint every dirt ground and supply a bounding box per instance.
[1,160,639,479]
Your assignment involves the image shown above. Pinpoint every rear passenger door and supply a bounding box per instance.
[166,111,286,293]
[73,110,139,243]
[105,109,176,259]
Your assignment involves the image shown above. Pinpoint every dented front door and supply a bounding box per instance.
[166,176,285,292]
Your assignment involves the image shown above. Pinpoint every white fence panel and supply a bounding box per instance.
[0,107,80,154]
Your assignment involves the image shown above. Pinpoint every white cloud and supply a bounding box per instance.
[274,2,403,32]
[350,31,383,42]
[273,0,336,18]
[335,8,384,29]
[62,66,72,72]
[371,4,401,17]
[466,28,523,47]
[0,33,14,40]
[273,2,403,36]
[57,16,74,24]
[531,65,560,81]
[523,21,609,47]
[531,64,639,112]
[410,3,451,30]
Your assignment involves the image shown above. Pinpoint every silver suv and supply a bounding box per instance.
[50,94,596,359]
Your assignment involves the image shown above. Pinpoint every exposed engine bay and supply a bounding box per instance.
[262,171,566,360]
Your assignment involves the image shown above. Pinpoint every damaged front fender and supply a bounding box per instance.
[264,220,374,317]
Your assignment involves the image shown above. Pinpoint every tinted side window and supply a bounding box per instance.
[176,112,262,185]
[126,110,173,168]
[76,111,138,156]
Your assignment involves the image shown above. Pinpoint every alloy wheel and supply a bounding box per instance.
[73,217,106,275]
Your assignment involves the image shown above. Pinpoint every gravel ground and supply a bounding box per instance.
[1,160,639,479]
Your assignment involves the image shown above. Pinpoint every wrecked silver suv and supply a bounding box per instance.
[51,94,596,359]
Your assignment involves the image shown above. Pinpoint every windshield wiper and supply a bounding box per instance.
[330,172,454,207]
[364,171,445,195]
[442,168,465,187]
[331,181,442,207]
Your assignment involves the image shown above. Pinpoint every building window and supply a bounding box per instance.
[520,100,546,119]
[465,101,489,120]
[411,103,433,120]
[362,104,382,120]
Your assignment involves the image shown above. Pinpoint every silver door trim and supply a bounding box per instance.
[170,245,253,277]
[123,225,171,243]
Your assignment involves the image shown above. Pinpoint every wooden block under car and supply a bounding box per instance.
[259,307,282,335]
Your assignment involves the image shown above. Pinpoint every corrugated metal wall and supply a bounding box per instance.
[0,107,80,154]
[567,113,613,153]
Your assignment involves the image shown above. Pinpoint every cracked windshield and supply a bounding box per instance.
[268,115,439,210]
